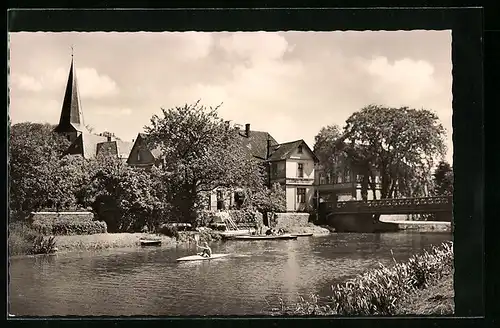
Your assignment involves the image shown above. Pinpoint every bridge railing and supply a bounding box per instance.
[322,196,452,214]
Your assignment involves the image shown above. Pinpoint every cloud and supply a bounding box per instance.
[362,56,440,105]
[9,66,119,99]
[48,67,119,99]
[170,32,214,60]
[219,32,290,63]
[10,73,43,92]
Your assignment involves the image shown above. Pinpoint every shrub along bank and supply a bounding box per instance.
[8,222,58,256]
[32,218,107,236]
[271,241,454,316]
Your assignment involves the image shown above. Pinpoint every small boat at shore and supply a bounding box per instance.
[139,239,162,246]
[292,233,314,237]
[229,234,298,241]
[177,253,230,262]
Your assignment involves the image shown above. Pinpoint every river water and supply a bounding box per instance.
[9,232,451,317]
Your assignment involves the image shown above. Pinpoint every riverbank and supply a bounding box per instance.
[396,270,454,315]
[272,241,454,316]
[9,220,329,256]
[380,219,452,233]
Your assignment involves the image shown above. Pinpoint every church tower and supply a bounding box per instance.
[53,51,88,142]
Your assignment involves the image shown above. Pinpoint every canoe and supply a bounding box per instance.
[176,253,230,262]
[230,234,298,241]
[220,230,251,238]
[140,239,162,246]
[292,233,313,237]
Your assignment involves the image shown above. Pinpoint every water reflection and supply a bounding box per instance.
[9,232,451,316]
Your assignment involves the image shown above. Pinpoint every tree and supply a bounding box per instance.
[9,122,71,219]
[342,105,446,201]
[143,100,264,224]
[246,182,286,214]
[433,161,453,196]
[313,125,343,170]
[86,155,169,232]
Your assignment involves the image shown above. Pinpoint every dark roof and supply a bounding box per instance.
[268,139,319,162]
[54,57,88,134]
[95,140,134,159]
[136,133,162,159]
[69,133,135,159]
[80,133,108,159]
[238,130,278,160]
[96,141,118,157]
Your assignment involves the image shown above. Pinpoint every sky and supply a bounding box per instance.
[8,31,453,163]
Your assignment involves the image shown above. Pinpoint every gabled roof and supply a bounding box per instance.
[96,139,134,160]
[268,139,319,162]
[81,133,108,159]
[54,56,88,134]
[237,130,278,160]
[136,133,162,159]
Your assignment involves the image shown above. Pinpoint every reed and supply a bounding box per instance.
[273,241,454,316]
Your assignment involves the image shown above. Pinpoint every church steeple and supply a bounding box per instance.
[54,50,88,140]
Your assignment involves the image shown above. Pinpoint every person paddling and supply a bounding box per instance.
[197,241,212,258]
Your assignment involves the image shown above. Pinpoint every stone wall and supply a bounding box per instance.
[272,213,310,229]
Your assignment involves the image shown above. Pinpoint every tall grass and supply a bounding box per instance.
[9,222,58,256]
[273,241,454,316]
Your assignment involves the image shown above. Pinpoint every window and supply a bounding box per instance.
[343,167,351,183]
[137,150,142,162]
[297,145,303,154]
[298,163,304,178]
[297,188,306,203]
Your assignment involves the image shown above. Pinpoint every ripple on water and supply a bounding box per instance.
[9,232,451,316]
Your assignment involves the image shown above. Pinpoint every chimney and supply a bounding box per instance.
[107,135,112,142]
[245,123,250,137]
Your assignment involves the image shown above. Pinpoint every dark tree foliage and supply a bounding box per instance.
[144,101,263,224]
[432,161,454,196]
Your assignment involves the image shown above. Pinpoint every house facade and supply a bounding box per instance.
[314,155,382,204]
[268,140,318,212]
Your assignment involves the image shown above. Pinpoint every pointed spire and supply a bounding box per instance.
[54,49,87,135]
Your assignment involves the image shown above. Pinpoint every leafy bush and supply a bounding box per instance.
[32,219,107,236]
[31,236,57,255]
[247,183,286,214]
[8,222,58,255]
[195,210,215,227]
[271,241,454,316]
[158,224,180,239]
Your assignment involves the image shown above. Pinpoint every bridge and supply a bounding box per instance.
[321,196,452,215]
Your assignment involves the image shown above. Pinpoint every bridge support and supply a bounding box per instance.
[327,214,399,233]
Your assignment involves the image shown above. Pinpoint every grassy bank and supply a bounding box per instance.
[396,270,454,315]
[271,241,454,316]
[54,233,176,252]
[9,226,225,256]
[9,219,327,256]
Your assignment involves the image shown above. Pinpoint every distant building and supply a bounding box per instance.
[268,140,318,212]
[54,55,134,160]
[127,133,163,168]
[314,150,383,203]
